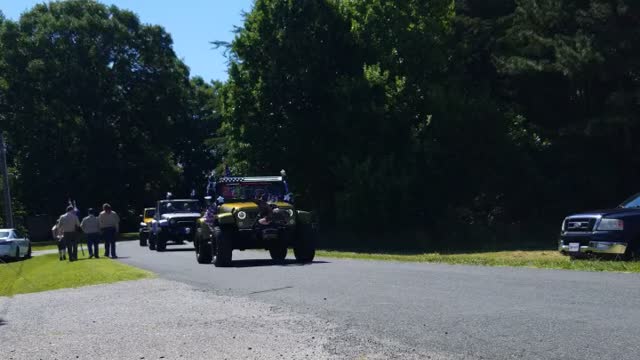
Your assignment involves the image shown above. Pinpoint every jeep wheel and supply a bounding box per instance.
[149,235,156,250]
[213,226,232,267]
[269,246,287,263]
[195,233,213,264]
[156,232,167,252]
[294,224,316,263]
[139,232,148,247]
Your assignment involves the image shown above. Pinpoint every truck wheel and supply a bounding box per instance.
[294,224,316,263]
[149,235,156,250]
[156,232,167,252]
[195,233,213,264]
[269,246,287,263]
[623,246,638,261]
[213,226,232,267]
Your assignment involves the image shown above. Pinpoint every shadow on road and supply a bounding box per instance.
[160,248,195,253]
[0,318,6,326]
[229,259,330,268]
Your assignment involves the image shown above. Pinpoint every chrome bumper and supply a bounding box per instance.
[559,241,627,255]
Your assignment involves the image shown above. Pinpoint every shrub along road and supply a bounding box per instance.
[118,241,640,360]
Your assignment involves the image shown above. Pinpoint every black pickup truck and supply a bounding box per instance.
[559,193,640,259]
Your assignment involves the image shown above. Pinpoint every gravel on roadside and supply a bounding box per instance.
[0,278,458,360]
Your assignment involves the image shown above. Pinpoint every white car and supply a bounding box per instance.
[0,228,31,260]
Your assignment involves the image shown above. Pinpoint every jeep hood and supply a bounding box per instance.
[220,202,293,212]
[161,213,201,220]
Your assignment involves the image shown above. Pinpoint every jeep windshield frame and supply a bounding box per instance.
[215,181,287,203]
[158,200,200,215]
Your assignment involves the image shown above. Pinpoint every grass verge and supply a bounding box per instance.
[32,232,139,251]
[0,254,152,296]
[316,249,640,273]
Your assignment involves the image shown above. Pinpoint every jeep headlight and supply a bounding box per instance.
[596,218,624,231]
[237,211,247,220]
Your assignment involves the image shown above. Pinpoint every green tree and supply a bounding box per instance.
[0,0,190,220]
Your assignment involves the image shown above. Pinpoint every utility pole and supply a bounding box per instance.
[0,133,14,228]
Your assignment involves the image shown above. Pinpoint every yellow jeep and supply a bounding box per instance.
[193,173,316,267]
[138,207,156,246]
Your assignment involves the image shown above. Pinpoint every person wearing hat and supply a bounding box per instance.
[58,205,81,261]
[98,203,120,258]
[81,208,101,259]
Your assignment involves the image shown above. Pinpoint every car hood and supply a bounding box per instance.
[570,207,640,218]
[161,213,201,220]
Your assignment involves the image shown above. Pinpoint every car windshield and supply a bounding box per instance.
[216,182,286,202]
[144,209,156,218]
[0,231,10,239]
[159,201,199,214]
[620,193,640,208]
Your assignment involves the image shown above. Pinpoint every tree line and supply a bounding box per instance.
[1,0,639,249]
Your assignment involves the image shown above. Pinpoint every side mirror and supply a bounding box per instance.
[204,196,212,206]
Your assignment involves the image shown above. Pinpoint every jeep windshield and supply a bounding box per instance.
[159,200,199,214]
[216,182,286,202]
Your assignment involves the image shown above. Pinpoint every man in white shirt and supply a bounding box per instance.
[81,208,101,259]
[99,203,120,258]
[58,205,81,261]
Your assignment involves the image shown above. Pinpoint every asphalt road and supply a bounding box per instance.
[118,241,640,360]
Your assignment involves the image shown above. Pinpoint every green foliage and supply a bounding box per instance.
[0,1,221,229]
[2,0,640,250]
[217,0,640,249]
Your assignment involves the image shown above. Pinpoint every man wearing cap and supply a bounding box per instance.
[81,208,101,259]
[58,205,81,261]
[99,203,120,258]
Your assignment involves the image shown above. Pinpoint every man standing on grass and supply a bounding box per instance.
[99,203,120,259]
[58,205,81,262]
[81,208,100,259]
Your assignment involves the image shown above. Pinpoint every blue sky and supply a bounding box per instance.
[0,0,254,82]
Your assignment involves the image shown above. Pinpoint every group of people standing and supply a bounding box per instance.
[54,203,120,261]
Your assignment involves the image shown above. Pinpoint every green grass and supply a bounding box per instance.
[31,232,139,251]
[316,249,640,272]
[0,253,152,296]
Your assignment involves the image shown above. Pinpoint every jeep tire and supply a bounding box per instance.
[195,231,213,264]
[294,224,316,263]
[156,232,167,252]
[139,232,148,247]
[269,245,287,263]
[213,226,232,267]
[149,234,156,250]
